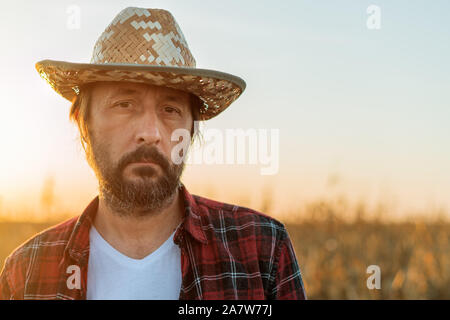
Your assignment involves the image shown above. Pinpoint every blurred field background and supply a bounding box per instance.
[1,192,449,299]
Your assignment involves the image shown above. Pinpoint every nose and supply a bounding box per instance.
[135,109,162,145]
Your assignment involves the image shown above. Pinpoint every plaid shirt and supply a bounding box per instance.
[0,184,306,300]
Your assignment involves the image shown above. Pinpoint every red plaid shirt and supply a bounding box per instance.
[0,184,306,300]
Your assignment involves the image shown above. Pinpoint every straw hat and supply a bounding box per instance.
[35,7,246,120]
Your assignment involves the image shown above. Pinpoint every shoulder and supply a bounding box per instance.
[5,216,79,264]
[191,194,296,296]
[0,216,79,295]
[193,194,290,243]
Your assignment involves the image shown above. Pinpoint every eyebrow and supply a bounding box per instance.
[110,88,141,99]
[109,88,188,106]
[161,94,188,105]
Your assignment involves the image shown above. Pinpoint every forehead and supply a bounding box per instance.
[88,81,190,101]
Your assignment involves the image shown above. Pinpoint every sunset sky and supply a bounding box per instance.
[0,0,449,221]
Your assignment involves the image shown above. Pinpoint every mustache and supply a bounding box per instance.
[117,145,170,173]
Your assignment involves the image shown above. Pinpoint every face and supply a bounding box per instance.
[85,81,193,216]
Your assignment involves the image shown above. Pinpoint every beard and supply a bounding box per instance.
[86,136,186,218]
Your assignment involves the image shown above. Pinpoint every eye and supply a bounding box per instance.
[164,106,181,115]
[114,101,132,109]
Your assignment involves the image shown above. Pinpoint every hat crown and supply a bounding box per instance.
[90,7,196,68]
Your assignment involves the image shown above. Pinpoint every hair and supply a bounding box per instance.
[69,83,204,153]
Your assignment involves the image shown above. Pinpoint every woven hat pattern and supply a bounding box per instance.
[35,7,246,120]
[90,8,196,68]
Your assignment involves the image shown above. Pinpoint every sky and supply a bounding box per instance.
[0,0,449,221]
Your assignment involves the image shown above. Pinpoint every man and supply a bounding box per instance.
[0,7,306,300]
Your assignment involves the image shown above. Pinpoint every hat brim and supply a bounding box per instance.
[35,60,246,120]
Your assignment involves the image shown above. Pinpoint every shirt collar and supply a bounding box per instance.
[178,183,209,245]
[64,183,208,263]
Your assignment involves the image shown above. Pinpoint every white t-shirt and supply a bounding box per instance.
[86,225,182,300]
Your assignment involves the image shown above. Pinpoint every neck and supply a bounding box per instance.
[93,187,184,259]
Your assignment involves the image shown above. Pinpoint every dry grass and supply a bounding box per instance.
[286,219,450,299]
[0,198,449,299]
[284,199,450,299]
